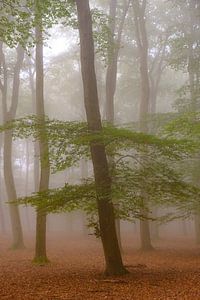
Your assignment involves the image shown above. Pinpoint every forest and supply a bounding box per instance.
[0,0,200,299]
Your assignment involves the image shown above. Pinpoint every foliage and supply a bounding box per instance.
[91,8,112,63]
[0,116,195,170]
[164,112,200,142]
[0,0,75,48]
[0,1,111,62]
[2,116,200,230]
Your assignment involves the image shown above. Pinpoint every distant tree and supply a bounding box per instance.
[106,0,130,123]
[132,0,153,250]
[168,0,200,243]
[105,0,131,251]
[0,42,25,248]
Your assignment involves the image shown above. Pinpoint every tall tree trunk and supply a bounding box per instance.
[27,56,40,193]
[106,0,130,123]
[133,0,153,251]
[106,0,131,252]
[34,0,50,263]
[75,0,127,276]
[24,139,31,231]
[105,0,117,123]
[0,42,24,249]
[186,0,200,244]
[149,34,168,114]
[188,0,196,110]
[0,126,6,234]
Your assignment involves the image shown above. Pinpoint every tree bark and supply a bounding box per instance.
[186,0,200,244]
[0,42,24,249]
[133,0,153,251]
[106,0,131,252]
[75,0,127,276]
[106,0,130,123]
[194,214,200,244]
[0,122,6,234]
[27,55,40,193]
[33,0,50,263]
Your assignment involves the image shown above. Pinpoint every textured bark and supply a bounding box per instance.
[34,0,50,263]
[0,43,24,248]
[75,0,127,276]
[133,0,153,251]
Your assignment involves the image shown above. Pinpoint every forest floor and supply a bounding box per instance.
[0,233,200,299]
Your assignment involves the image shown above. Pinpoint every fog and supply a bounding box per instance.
[0,0,200,298]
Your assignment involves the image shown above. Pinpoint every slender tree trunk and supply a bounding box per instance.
[106,0,131,252]
[4,131,24,248]
[187,0,200,244]
[80,159,89,236]
[194,215,200,244]
[34,0,50,263]
[133,0,153,251]
[105,0,117,123]
[106,0,130,123]
[0,43,24,249]
[149,38,168,240]
[149,34,168,114]
[27,56,40,193]
[24,139,31,231]
[75,0,127,276]
[0,128,6,234]
[0,184,6,235]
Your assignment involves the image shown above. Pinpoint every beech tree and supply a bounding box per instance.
[0,42,25,248]
[132,0,153,250]
[168,0,200,244]
[75,0,128,276]
[33,0,50,263]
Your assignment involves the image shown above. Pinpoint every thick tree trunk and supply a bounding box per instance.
[140,218,152,250]
[35,210,47,261]
[75,0,127,276]
[34,1,50,263]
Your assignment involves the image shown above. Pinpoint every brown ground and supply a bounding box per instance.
[0,233,200,299]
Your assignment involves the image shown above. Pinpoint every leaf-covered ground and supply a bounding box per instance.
[0,233,200,299]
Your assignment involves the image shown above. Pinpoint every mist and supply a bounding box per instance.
[0,0,200,299]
